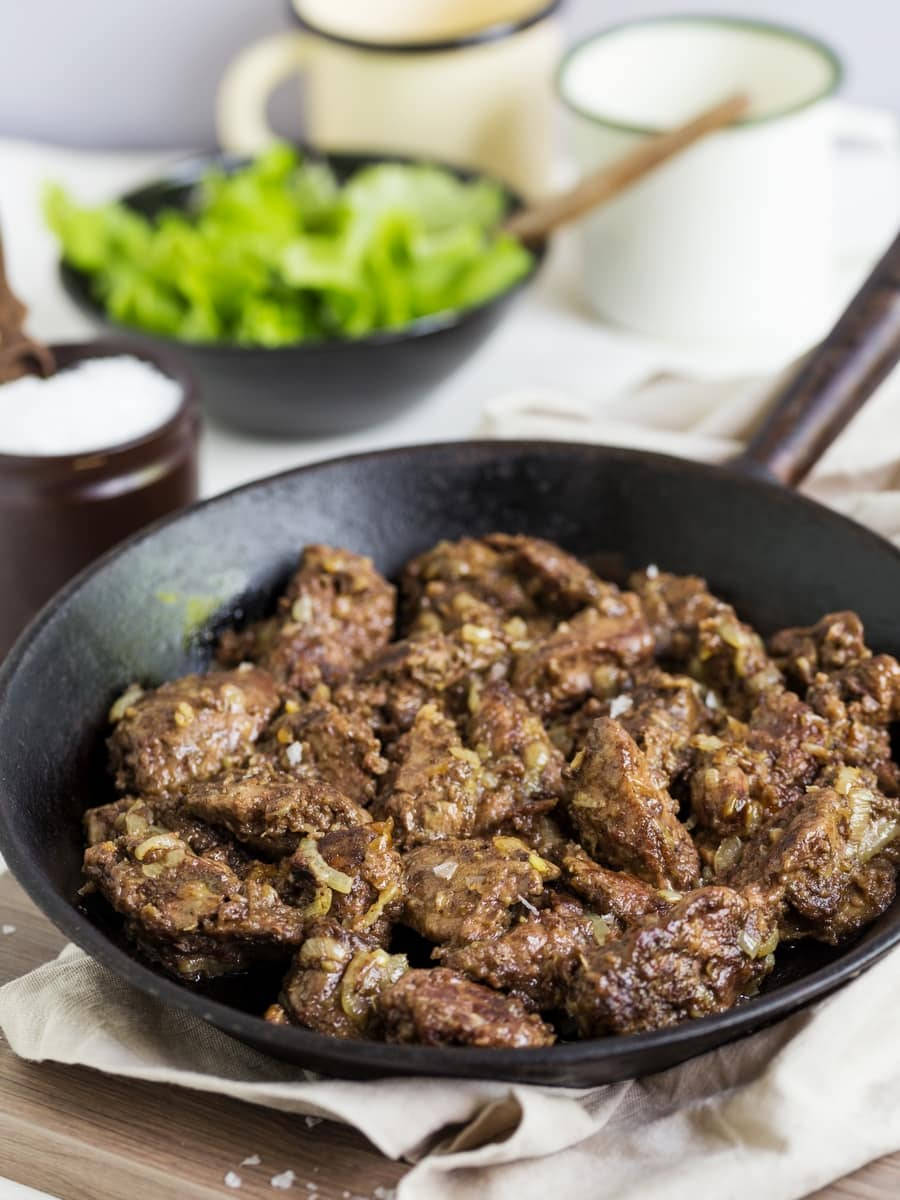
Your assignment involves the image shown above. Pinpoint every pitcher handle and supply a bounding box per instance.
[216,31,312,154]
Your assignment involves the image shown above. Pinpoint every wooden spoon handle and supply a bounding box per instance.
[0,234,55,383]
[733,227,900,487]
[503,92,749,243]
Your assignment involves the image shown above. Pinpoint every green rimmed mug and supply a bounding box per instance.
[557,16,897,347]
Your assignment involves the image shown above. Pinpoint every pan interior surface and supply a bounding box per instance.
[2,441,900,1086]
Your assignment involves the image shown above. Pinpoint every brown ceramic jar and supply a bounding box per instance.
[0,340,200,658]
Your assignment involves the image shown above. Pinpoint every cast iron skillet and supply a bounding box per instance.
[3,234,900,1087]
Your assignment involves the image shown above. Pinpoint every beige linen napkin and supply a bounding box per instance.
[5,363,900,1199]
[479,359,900,543]
[5,940,900,1198]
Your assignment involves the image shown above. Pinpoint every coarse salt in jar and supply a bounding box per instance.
[0,341,199,657]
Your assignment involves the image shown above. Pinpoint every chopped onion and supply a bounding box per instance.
[527,852,557,877]
[301,883,333,918]
[832,765,859,797]
[570,790,595,809]
[460,623,494,645]
[737,929,759,958]
[358,881,401,929]
[713,836,742,876]
[859,817,899,864]
[451,590,477,613]
[718,621,744,649]
[449,745,482,767]
[587,913,611,946]
[432,860,458,880]
[847,786,873,846]
[492,835,529,857]
[756,927,780,958]
[517,893,539,916]
[694,734,724,752]
[492,835,556,877]
[295,837,353,894]
[291,595,314,624]
[123,803,152,837]
[140,846,185,875]
[134,832,182,861]
[340,948,407,1023]
[523,741,550,771]
[299,936,350,969]
[801,741,830,760]
[502,616,528,641]
[108,682,144,724]
[739,924,779,960]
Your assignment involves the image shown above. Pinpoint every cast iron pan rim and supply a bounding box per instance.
[57,148,546,356]
[3,438,900,1077]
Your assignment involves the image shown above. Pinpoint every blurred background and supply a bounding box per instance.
[3,0,896,148]
[3,0,900,654]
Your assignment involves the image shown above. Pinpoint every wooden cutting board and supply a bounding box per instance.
[1,871,898,1200]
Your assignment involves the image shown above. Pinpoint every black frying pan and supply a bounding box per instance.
[3,234,900,1088]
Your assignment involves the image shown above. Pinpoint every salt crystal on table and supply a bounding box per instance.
[0,356,181,457]
[271,1170,297,1190]
[241,1155,262,1167]
[304,1115,322,1128]
[1,925,15,935]
[224,1171,242,1189]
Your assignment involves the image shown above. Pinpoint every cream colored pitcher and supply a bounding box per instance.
[216,0,562,196]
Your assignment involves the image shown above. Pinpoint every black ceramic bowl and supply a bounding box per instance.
[59,151,545,438]
[3,441,900,1087]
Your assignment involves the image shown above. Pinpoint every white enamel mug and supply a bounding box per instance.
[558,17,862,345]
[216,0,562,196]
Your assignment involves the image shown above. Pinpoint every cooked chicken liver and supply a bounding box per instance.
[82,534,900,1045]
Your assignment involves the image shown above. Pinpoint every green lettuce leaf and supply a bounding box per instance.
[44,144,533,346]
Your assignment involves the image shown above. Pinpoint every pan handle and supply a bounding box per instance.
[732,227,900,487]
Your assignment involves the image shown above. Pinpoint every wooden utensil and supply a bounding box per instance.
[0,232,55,383]
[736,226,900,484]
[504,92,750,242]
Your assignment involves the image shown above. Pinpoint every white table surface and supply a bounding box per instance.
[1,126,899,1200]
